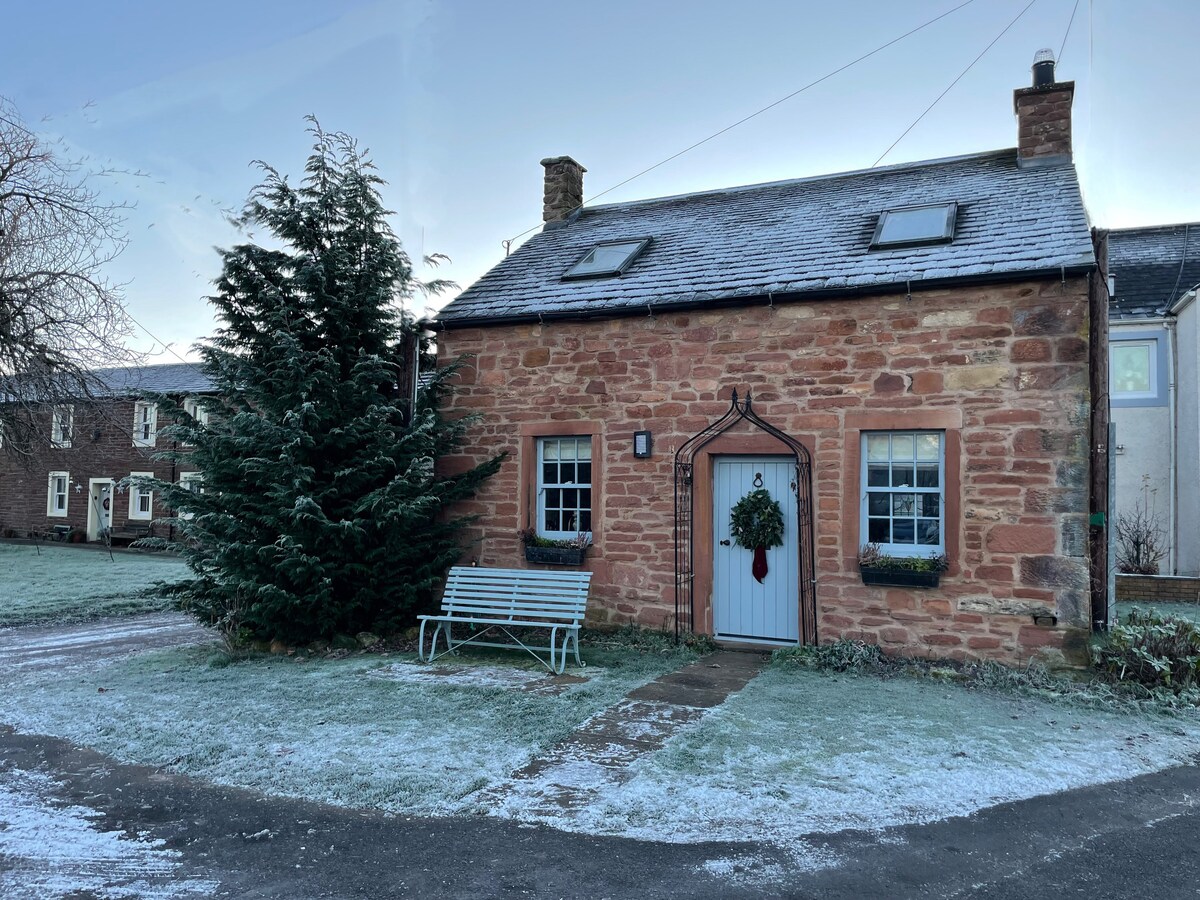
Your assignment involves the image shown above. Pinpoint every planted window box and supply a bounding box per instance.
[518,528,590,566]
[858,543,947,589]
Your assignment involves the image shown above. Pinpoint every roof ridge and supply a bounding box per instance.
[1109,222,1200,237]
[583,148,1018,213]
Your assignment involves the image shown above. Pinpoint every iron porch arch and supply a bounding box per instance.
[673,390,817,644]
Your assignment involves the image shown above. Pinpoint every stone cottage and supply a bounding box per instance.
[433,55,1109,663]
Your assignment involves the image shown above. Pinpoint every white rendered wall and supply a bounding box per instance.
[1175,302,1199,575]
[1110,321,1172,574]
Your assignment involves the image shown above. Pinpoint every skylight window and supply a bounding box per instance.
[871,202,958,250]
[563,238,650,279]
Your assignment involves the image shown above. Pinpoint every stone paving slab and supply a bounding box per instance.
[479,651,766,813]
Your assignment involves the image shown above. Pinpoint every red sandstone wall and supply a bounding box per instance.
[0,399,199,538]
[438,277,1094,664]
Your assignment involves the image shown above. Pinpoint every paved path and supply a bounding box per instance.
[480,650,765,816]
[2,725,1200,898]
[0,613,213,673]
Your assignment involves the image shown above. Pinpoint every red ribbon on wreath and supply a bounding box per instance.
[751,545,769,583]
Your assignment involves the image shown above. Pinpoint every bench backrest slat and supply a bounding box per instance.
[441,566,591,624]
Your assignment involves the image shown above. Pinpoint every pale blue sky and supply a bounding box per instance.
[4,0,1197,361]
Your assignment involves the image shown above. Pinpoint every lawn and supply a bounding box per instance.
[487,662,1200,846]
[0,543,188,627]
[0,643,695,816]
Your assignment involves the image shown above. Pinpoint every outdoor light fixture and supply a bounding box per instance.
[633,430,653,458]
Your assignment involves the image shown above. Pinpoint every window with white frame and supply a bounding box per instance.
[129,471,154,521]
[47,471,70,517]
[182,397,209,446]
[51,406,74,448]
[862,431,944,554]
[133,402,158,447]
[1109,337,1165,406]
[184,397,209,423]
[178,472,204,519]
[536,436,592,539]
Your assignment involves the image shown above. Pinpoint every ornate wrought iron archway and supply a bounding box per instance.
[673,390,816,644]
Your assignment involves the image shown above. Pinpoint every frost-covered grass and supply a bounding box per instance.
[0,543,187,627]
[513,664,1200,844]
[0,643,692,815]
[1116,601,1200,625]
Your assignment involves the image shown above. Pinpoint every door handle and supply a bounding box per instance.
[719,539,731,546]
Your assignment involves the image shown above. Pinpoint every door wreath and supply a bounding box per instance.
[729,488,785,583]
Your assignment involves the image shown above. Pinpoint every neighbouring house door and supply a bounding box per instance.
[713,456,800,644]
[87,479,113,541]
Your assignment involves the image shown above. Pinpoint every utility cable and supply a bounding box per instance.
[871,0,1040,168]
[1057,0,1081,65]
[1165,223,1192,312]
[502,0,981,249]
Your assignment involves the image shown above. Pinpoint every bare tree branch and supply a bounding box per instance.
[0,96,140,456]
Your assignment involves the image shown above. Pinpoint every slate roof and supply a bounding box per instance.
[90,362,214,396]
[1108,223,1200,320]
[1,362,213,403]
[438,149,1096,325]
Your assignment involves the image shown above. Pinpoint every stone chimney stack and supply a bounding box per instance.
[541,156,586,227]
[1014,49,1074,167]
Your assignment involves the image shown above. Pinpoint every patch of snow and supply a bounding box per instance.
[0,768,216,899]
[700,841,840,885]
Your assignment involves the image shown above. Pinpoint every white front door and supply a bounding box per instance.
[713,456,800,644]
[87,479,113,541]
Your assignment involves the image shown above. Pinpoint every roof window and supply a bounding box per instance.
[563,238,650,279]
[871,202,957,250]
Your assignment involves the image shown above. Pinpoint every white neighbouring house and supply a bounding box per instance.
[1107,224,1200,576]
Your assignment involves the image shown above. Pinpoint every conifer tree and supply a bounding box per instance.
[150,123,502,644]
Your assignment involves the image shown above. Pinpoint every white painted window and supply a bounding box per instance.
[536,437,592,540]
[178,472,204,519]
[183,397,209,426]
[47,471,69,517]
[129,471,154,521]
[182,397,209,446]
[51,406,73,448]
[133,402,158,447]
[861,431,945,556]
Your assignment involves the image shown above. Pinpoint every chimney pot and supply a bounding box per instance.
[1031,48,1056,88]
[540,156,586,228]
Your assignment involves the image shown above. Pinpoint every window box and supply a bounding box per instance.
[524,544,588,566]
[860,567,941,589]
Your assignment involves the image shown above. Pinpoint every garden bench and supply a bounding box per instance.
[107,524,153,544]
[418,567,592,675]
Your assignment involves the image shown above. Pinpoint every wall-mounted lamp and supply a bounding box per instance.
[633,430,653,459]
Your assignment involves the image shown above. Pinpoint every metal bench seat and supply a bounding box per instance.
[418,566,592,674]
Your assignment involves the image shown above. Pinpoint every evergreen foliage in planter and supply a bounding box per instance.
[858,544,948,589]
[518,529,590,566]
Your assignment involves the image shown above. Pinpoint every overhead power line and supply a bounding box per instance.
[503,0,982,249]
[1058,0,1082,65]
[871,0,1040,168]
